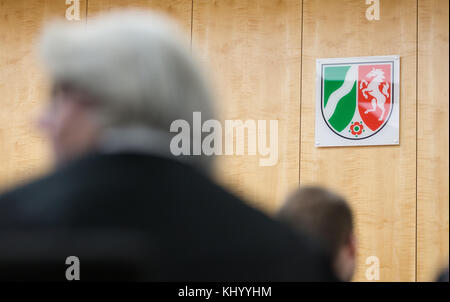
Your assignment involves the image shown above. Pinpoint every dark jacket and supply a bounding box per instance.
[0,152,336,281]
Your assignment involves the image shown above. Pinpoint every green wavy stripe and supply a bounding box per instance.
[324,66,357,132]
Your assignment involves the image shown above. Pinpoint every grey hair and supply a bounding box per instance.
[39,10,215,171]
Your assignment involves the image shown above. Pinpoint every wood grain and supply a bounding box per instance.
[417,0,449,282]
[192,0,302,212]
[300,0,417,281]
[87,0,192,33]
[0,0,448,282]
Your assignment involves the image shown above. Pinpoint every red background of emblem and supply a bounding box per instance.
[357,64,392,131]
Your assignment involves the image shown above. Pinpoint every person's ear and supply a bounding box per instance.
[348,232,357,258]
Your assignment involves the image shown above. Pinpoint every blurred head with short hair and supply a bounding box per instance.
[277,186,356,281]
[37,10,214,169]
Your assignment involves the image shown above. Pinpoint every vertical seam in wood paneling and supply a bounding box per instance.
[190,0,194,51]
[415,0,419,283]
[299,0,304,186]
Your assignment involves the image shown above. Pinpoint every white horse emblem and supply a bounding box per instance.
[359,68,390,121]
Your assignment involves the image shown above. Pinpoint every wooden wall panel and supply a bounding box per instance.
[87,0,192,33]
[192,0,302,212]
[0,0,448,281]
[0,0,87,192]
[300,0,417,281]
[417,0,449,282]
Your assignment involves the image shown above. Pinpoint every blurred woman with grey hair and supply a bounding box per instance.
[38,10,214,170]
[0,10,336,281]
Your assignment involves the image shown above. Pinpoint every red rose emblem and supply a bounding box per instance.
[350,121,364,136]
